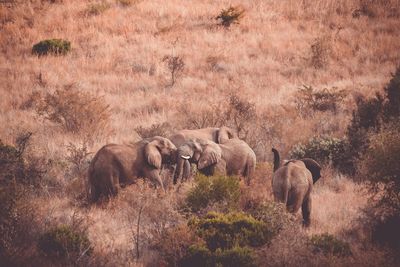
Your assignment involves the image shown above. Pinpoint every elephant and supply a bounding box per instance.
[88,136,177,202]
[176,138,256,185]
[169,126,238,183]
[271,148,322,227]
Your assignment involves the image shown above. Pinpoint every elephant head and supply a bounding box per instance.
[217,126,238,143]
[145,136,177,169]
[173,139,222,184]
[301,158,321,184]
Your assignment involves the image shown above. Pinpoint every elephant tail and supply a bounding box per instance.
[271,148,280,172]
[87,161,98,203]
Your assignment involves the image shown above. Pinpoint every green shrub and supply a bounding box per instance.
[180,245,256,267]
[216,6,245,28]
[190,212,273,251]
[248,201,295,235]
[38,225,92,259]
[310,233,351,257]
[185,175,240,213]
[290,135,351,173]
[32,39,71,56]
[215,246,256,267]
[180,244,214,267]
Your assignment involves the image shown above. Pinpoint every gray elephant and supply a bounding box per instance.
[271,148,321,227]
[88,136,177,202]
[169,127,238,184]
[176,138,256,185]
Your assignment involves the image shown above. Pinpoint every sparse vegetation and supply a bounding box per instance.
[310,233,351,257]
[32,39,71,56]
[163,55,185,87]
[35,85,110,139]
[85,1,111,16]
[294,85,348,116]
[216,6,245,28]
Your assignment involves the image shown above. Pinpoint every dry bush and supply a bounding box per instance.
[85,1,111,16]
[35,84,110,140]
[216,6,245,28]
[294,85,348,117]
[163,55,185,87]
[135,122,172,138]
[310,36,331,69]
[0,185,40,266]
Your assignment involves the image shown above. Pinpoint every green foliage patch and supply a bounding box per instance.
[189,212,273,251]
[185,174,240,213]
[32,39,71,56]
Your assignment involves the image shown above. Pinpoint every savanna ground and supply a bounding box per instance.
[1,0,400,266]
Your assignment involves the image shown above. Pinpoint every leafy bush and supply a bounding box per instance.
[295,85,347,116]
[290,135,351,173]
[163,55,185,87]
[216,6,245,28]
[35,85,110,138]
[185,175,240,213]
[180,244,214,267]
[38,225,92,259]
[32,39,71,56]
[248,201,295,235]
[190,212,273,251]
[215,246,256,267]
[310,233,351,257]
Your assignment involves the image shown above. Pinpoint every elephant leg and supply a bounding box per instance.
[183,160,191,181]
[287,191,303,214]
[302,195,312,227]
[173,158,185,184]
[144,168,165,191]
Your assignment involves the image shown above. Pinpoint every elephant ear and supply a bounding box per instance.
[217,126,237,144]
[197,144,222,170]
[301,158,322,183]
[145,140,162,169]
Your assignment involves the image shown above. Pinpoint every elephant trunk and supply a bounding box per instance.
[272,148,280,172]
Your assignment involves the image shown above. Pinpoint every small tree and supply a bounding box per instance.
[163,55,184,87]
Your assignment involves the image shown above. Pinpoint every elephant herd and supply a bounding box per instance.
[88,126,322,226]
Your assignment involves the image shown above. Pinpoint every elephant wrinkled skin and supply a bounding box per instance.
[88,136,177,202]
[176,138,256,185]
[169,127,238,183]
[271,148,321,227]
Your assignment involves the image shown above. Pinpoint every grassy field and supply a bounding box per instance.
[1,0,399,266]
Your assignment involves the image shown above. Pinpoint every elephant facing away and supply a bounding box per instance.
[169,126,238,183]
[271,148,321,227]
[88,136,177,202]
[176,138,256,185]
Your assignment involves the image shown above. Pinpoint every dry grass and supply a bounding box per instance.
[1,0,399,265]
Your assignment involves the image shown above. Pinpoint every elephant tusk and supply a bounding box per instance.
[180,155,191,160]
